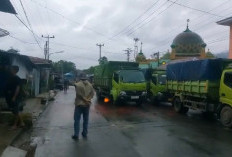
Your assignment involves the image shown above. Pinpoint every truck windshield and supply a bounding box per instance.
[120,70,145,83]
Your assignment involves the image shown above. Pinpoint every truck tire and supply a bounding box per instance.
[220,106,232,128]
[113,99,123,106]
[96,91,103,103]
[181,107,189,114]
[151,97,160,106]
[173,97,183,113]
[136,101,143,106]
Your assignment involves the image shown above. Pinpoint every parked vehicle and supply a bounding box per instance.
[166,59,232,127]
[94,61,147,105]
[54,77,63,90]
[142,67,168,105]
[148,69,167,104]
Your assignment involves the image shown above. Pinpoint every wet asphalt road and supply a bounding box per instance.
[34,87,232,157]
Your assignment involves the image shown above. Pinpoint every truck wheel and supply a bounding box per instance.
[113,99,122,106]
[96,91,103,103]
[181,107,189,114]
[151,97,160,106]
[136,101,143,106]
[173,97,183,113]
[220,106,232,128]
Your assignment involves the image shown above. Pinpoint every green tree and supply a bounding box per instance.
[206,51,215,58]
[160,52,171,59]
[83,66,96,74]
[52,60,76,74]
[99,56,108,64]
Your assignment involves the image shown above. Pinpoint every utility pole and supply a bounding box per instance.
[153,52,160,67]
[44,41,48,60]
[96,43,104,60]
[42,35,55,60]
[134,38,139,60]
[124,48,132,62]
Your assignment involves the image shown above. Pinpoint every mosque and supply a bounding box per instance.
[170,21,207,60]
[137,20,211,69]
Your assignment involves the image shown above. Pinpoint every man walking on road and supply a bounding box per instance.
[72,73,94,140]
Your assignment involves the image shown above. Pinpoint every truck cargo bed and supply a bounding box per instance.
[167,80,219,101]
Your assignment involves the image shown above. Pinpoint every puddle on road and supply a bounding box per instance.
[30,136,51,147]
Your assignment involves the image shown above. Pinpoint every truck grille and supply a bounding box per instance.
[126,91,143,96]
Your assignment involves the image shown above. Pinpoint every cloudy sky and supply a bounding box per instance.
[0,0,231,69]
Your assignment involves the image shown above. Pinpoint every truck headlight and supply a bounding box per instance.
[120,91,126,96]
[142,91,147,96]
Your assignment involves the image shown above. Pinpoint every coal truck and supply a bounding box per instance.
[94,61,147,105]
[166,59,232,127]
[143,68,167,105]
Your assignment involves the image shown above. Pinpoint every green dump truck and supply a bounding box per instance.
[94,61,147,105]
[147,68,167,104]
[166,59,232,127]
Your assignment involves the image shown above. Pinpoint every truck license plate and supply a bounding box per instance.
[131,96,139,99]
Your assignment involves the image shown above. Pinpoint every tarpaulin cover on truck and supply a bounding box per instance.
[94,61,138,78]
[94,61,139,89]
[167,59,232,81]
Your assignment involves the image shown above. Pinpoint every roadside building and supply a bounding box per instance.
[136,42,170,69]
[28,56,51,95]
[0,50,51,98]
[217,16,232,59]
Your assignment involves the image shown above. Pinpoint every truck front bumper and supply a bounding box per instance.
[118,94,147,102]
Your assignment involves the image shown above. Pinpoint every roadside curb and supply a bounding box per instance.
[0,92,57,156]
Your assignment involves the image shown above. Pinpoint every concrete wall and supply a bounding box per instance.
[12,57,30,79]
[32,68,40,96]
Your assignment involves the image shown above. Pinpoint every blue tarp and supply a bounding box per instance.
[167,59,232,81]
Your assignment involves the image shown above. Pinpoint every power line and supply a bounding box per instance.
[111,0,169,39]
[147,0,232,53]
[208,37,228,45]
[19,0,42,48]
[167,0,224,18]
[8,34,37,44]
[16,1,43,50]
[30,0,111,40]
[50,41,95,51]
[110,0,160,39]
[15,15,42,50]
[127,0,176,36]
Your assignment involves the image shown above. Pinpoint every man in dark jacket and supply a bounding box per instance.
[5,66,24,130]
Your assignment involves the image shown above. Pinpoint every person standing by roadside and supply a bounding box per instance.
[72,73,94,140]
[5,66,25,130]
[63,79,69,93]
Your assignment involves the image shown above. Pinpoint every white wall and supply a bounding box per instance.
[32,68,40,96]
[12,57,30,79]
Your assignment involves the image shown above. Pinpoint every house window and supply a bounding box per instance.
[224,72,232,88]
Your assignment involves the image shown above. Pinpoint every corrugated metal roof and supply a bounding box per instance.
[0,0,16,14]
[0,28,9,37]
[217,17,232,26]
[28,56,50,65]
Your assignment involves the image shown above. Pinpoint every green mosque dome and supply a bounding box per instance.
[171,27,206,56]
